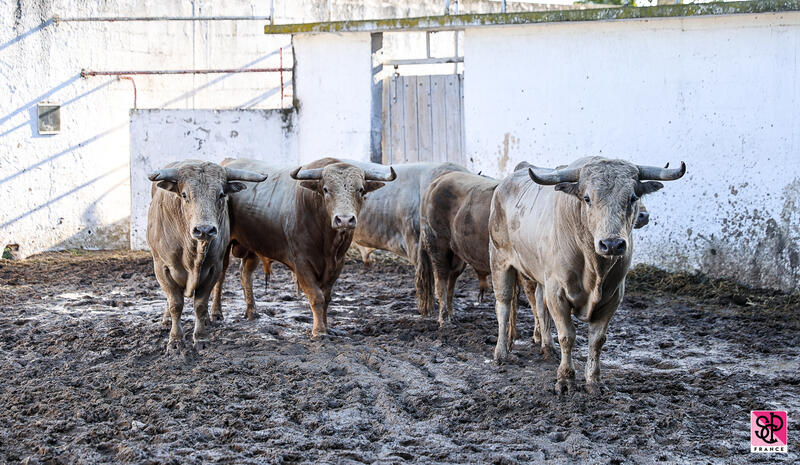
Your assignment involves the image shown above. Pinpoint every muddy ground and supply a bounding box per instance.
[0,250,798,464]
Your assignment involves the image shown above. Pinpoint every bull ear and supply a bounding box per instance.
[224,182,247,194]
[554,182,580,196]
[298,180,321,193]
[364,181,385,193]
[636,181,664,196]
[156,180,179,194]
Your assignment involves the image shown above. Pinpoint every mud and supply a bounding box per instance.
[0,250,798,464]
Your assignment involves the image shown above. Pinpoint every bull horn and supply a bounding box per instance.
[225,167,267,182]
[363,166,396,182]
[148,168,179,182]
[527,166,580,185]
[290,166,324,180]
[638,161,686,181]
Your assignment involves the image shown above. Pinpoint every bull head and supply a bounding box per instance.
[290,162,396,231]
[149,162,267,241]
[528,159,685,257]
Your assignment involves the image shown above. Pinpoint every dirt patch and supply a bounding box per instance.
[0,252,798,464]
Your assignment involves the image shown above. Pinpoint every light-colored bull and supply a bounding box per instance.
[489,157,685,394]
[211,157,395,337]
[351,162,468,269]
[146,160,266,353]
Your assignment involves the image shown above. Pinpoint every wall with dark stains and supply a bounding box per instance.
[128,109,298,250]
[0,1,293,258]
[465,12,800,291]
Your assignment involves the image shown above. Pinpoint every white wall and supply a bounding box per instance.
[129,109,298,250]
[293,33,374,164]
[0,1,292,258]
[465,13,800,291]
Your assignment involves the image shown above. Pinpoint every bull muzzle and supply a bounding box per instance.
[192,224,218,241]
[598,237,627,256]
[332,214,357,230]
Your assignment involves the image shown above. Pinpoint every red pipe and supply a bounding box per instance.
[279,48,284,109]
[81,68,291,77]
[118,76,137,109]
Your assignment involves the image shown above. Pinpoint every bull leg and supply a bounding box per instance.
[192,289,212,351]
[294,270,327,338]
[356,245,375,267]
[476,272,490,304]
[444,262,465,324]
[240,253,259,320]
[585,318,611,395]
[322,287,333,333]
[534,284,556,359]
[491,265,518,363]
[260,256,273,291]
[210,243,232,323]
[154,263,185,353]
[545,282,576,394]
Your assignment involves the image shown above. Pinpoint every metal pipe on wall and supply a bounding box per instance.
[81,68,290,77]
[54,15,272,22]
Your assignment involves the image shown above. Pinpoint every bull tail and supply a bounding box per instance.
[414,229,435,317]
[506,279,520,352]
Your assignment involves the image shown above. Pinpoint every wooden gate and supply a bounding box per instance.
[382,74,466,165]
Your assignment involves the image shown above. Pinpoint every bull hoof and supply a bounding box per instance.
[161,316,171,328]
[477,291,485,304]
[165,339,185,355]
[493,345,508,364]
[245,310,260,321]
[554,378,576,396]
[311,330,328,339]
[193,338,209,352]
[209,312,224,324]
[540,344,556,361]
[532,331,541,345]
[585,382,605,396]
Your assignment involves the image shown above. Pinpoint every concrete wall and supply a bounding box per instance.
[1,1,291,257]
[129,108,298,250]
[293,33,374,164]
[465,12,800,291]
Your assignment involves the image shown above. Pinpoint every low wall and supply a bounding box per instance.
[129,109,298,250]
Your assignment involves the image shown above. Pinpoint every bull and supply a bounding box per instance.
[211,157,395,337]
[489,156,685,394]
[352,162,467,269]
[415,171,498,325]
[146,160,266,352]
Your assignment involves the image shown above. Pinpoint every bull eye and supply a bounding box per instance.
[358,187,365,196]
[323,186,329,195]
[630,193,639,205]
[583,194,591,205]
[181,192,188,201]
[218,192,226,201]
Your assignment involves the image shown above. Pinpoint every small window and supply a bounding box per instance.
[37,102,61,135]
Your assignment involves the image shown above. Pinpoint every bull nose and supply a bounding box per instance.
[333,214,357,230]
[598,238,626,256]
[192,225,218,240]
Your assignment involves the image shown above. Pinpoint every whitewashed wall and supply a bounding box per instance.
[465,12,800,291]
[293,33,374,164]
[0,1,292,258]
[129,109,298,250]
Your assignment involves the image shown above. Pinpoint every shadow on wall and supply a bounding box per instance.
[0,23,291,256]
[0,17,53,54]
